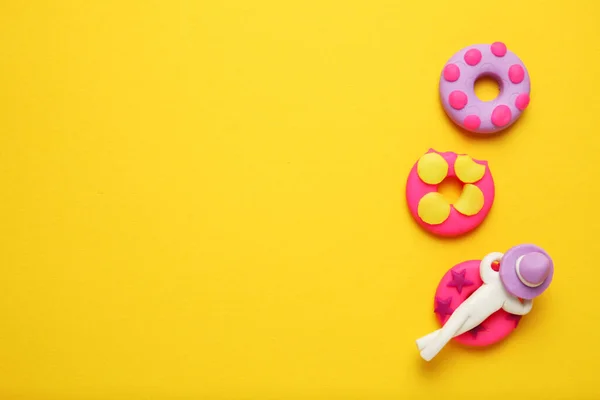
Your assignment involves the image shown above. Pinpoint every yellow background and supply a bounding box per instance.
[0,1,598,399]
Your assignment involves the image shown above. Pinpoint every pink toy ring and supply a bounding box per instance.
[406,149,494,237]
[432,260,520,347]
[440,42,531,134]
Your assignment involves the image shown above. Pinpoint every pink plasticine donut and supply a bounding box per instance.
[433,260,520,347]
[406,149,494,237]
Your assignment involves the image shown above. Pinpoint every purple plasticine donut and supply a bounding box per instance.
[440,42,531,134]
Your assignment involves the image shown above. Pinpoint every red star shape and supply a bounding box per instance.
[468,324,486,339]
[434,296,454,319]
[446,268,474,294]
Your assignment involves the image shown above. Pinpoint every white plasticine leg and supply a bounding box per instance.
[417,315,481,354]
[420,309,469,362]
[454,316,481,336]
[416,330,440,350]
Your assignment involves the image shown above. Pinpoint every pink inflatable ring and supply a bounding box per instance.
[406,149,494,237]
[432,260,521,347]
[440,42,531,134]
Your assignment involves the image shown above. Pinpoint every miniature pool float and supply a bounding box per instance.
[416,244,554,361]
[406,149,494,237]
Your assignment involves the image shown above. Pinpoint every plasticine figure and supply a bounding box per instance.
[417,244,553,361]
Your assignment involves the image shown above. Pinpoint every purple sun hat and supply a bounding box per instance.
[499,244,554,300]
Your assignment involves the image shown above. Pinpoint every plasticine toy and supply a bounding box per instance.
[416,244,554,362]
[440,42,530,134]
[406,149,494,237]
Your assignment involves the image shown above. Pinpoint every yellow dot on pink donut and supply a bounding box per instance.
[454,184,484,216]
[455,155,486,183]
[417,152,448,185]
[449,91,468,110]
[418,192,451,225]
[464,49,482,66]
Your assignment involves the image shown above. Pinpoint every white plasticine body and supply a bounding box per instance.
[416,252,533,362]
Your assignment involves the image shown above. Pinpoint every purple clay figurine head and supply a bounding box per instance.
[499,244,554,300]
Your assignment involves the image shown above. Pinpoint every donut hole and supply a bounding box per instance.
[474,74,501,102]
[438,176,463,204]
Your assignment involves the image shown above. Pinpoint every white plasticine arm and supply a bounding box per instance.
[502,297,533,315]
[480,252,504,284]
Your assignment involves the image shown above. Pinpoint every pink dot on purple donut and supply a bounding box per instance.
[439,43,531,134]
[464,49,482,66]
[509,64,525,84]
[443,64,460,82]
[491,105,512,127]
[463,115,481,130]
[515,93,530,110]
[449,90,468,110]
[491,42,507,57]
